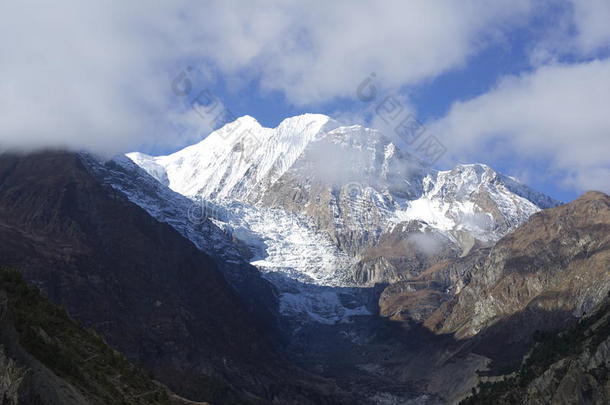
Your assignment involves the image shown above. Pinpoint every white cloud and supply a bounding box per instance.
[1,0,609,169]
[570,0,610,54]
[0,0,537,155]
[529,0,610,64]
[0,1,180,155]
[432,59,610,193]
[194,0,535,104]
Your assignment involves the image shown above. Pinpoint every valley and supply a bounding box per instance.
[0,116,608,404]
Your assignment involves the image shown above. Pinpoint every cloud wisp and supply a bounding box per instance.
[432,59,610,193]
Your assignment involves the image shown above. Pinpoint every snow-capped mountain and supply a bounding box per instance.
[128,113,558,256]
[129,114,339,201]
[122,113,560,322]
[396,164,558,244]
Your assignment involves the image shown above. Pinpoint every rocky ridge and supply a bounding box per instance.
[433,191,610,340]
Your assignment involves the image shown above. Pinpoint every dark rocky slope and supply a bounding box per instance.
[0,268,209,405]
[0,151,349,405]
[462,293,610,404]
[433,191,610,341]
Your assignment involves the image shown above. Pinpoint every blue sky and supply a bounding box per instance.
[163,2,607,202]
[1,1,609,202]
[194,19,536,128]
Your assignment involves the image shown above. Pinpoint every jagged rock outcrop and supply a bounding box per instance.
[259,125,427,256]
[433,191,610,340]
[379,248,488,323]
[352,220,462,286]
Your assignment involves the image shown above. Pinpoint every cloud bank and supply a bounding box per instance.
[0,0,608,196]
[433,59,610,193]
[0,0,534,155]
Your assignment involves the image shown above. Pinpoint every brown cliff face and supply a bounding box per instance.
[432,191,610,341]
[372,192,610,402]
[0,152,350,405]
[379,248,488,323]
[352,220,462,286]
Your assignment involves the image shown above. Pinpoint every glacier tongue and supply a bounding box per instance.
[220,201,353,286]
[203,200,371,324]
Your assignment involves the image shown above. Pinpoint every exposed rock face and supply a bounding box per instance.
[379,248,489,323]
[462,296,610,405]
[433,191,610,340]
[0,151,352,404]
[352,220,462,286]
[259,125,427,256]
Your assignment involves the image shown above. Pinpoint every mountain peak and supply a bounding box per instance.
[577,190,609,202]
[279,112,330,125]
[275,113,336,138]
[452,163,491,171]
[224,113,332,134]
[233,114,261,126]
[127,114,560,239]
[236,114,258,121]
[131,113,340,199]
